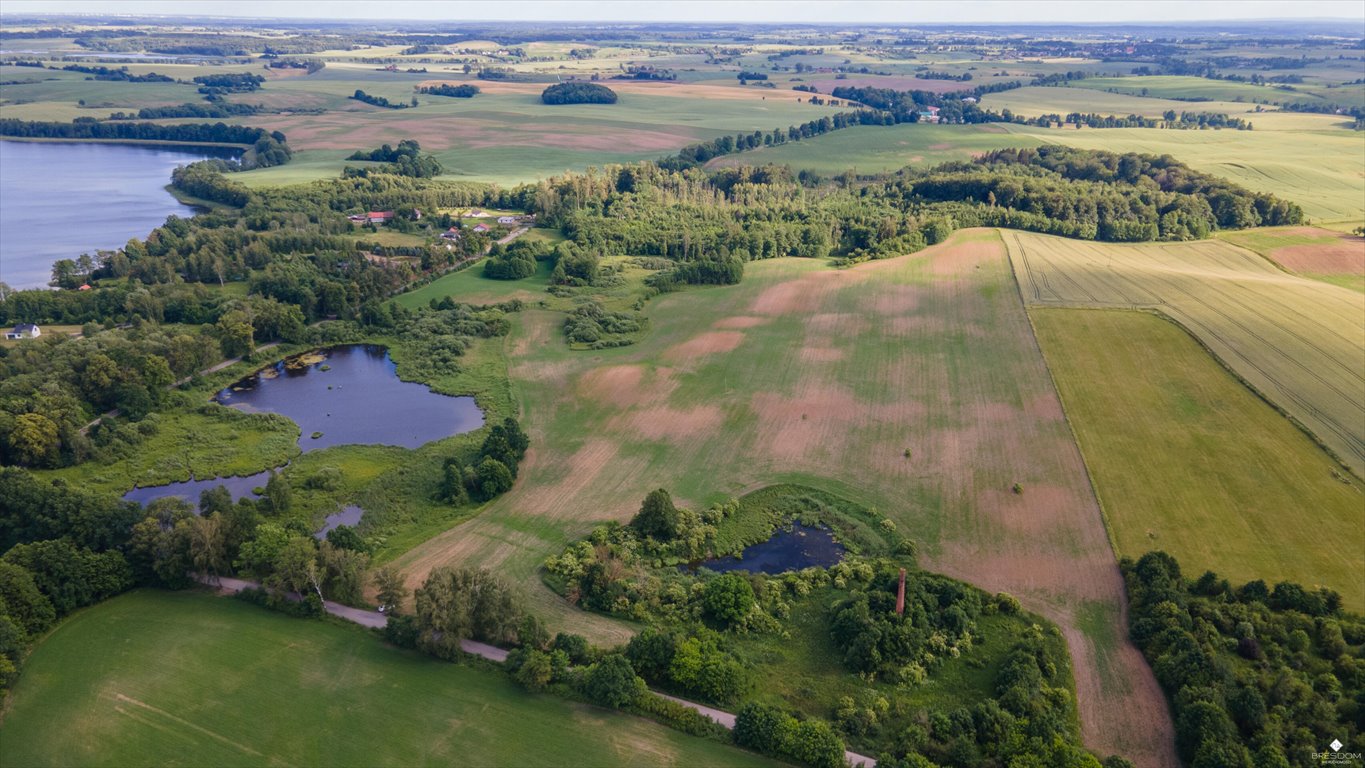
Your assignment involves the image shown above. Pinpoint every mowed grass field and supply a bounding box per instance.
[1004,230,1365,479]
[388,230,1177,766]
[1032,309,1365,608]
[0,589,781,768]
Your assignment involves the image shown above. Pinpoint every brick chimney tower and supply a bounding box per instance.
[896,568,906,616]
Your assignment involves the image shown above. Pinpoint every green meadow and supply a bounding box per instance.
[1032,309,1364,608]
[0,590,780,768]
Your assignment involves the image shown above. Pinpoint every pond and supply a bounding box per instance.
[693,522,845,574]
[315,505,364,540]
[0,140,240,289]
[213,344,484,451]
[122,469,271,510]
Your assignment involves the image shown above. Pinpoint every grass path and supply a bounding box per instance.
[389,229,1177,766]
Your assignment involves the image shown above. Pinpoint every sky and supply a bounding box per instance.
[3,0,1364,25]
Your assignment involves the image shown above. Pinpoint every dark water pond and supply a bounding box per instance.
[694,523,845,574]
[213,344,484,451]
[0,140,239,289]
[122,469,271,510]
[315,505,364,540]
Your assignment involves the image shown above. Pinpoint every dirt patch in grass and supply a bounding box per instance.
[576,364,678,407]
[869,285,922,315]
[927,238,1001,275]
[1271,235,1365,276]
[750,272,840,315]
[614,404,727,443]
[663,331,745,362]
[713,315,768,329]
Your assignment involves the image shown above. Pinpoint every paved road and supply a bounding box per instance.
[197,574,873,766]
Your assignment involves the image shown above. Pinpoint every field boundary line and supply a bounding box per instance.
[1140,307,1364,484]
[1000,230,1122,559]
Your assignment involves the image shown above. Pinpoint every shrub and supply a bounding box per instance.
[703,573,755,626]
[580,654,646,708]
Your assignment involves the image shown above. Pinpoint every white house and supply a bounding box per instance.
[5,323,40,340]
[497,216,517,224]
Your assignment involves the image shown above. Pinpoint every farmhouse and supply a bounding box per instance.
[366,211,395,225]
[5,323,40,340]
[497,216,517,224]
[441,227,462,240]
[472,223,492,233]
[463,209,490,218]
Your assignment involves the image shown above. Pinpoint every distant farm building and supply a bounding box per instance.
[497,216,517,224]
[463,209,491,218]
[5,323,40,340]
[962,96,978,104]
[472,223,492,233]
[366,211,395,225]
[441,227,462,240]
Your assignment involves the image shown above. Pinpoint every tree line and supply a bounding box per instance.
[1123,551,1361,766]
[350,89,414,109]
[416,83,480,98]
[0,119,291,169]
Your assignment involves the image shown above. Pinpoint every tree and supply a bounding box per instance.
[263,471,291,514]
[128,500,193,588]
[703,573,755,626]
[413,567,522,658]
[581,654,645,708]
[518,613,550,650]
[7,413,60,468]
[319,541,369,604]
[513,649,554,691]
[0,562,55,635]
[234,522,290,576]
[630,488,680,540]
[185,512,228,580]
[270,536,321,599]
[374,566,408,613]
[474,457,514,500]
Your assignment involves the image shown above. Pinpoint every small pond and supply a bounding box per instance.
[122,469,271,510]
[315,505,364,540]
[692,522,845,574]
[213,344,484,451]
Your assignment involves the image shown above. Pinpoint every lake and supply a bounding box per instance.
[214,344,484,451]
[0,140,233,289]
[693,523,846,574]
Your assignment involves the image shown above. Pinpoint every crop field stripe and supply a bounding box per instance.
[1004,231,1365,478]
[1030,308,1365,608]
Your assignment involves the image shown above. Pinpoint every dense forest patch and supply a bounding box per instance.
[541,82,618,105]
